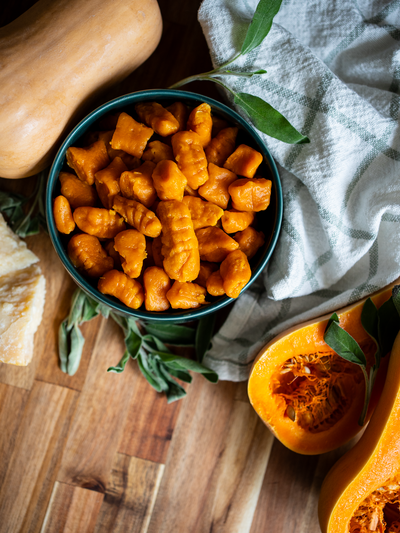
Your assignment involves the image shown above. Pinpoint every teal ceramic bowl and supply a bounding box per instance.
[46,89,282,322]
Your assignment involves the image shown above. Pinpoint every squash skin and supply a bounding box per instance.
[318,330,400,533]
[248,281,398,455]
[0,0,162,179]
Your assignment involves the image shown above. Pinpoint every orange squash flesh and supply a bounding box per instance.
[248,281,398,455]
[318,330,400,533]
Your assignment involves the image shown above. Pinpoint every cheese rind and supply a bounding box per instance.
[0,264,46,366]
[0,213,38,277]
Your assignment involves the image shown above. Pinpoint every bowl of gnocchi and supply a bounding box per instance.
[46,89,282,322]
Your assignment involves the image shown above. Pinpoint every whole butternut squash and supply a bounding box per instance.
[248,281,398,455]
[318,330,400,533]
[0,0,162,179]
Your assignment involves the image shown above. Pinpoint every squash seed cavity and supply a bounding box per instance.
[349,475,400,532]
[271,351,363,434]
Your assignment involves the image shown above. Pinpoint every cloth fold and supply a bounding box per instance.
[198,0,400,381]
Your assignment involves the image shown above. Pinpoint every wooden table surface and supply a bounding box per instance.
[0,2,353,532]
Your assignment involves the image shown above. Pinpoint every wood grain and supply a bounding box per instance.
[118,366,183,464]
[56,317,137,491]
[41,482,104,533]
[0,381,77,533]
[147,375,237,533]
[94,454,164,533]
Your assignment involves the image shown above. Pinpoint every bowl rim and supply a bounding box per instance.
[46,88,283,322]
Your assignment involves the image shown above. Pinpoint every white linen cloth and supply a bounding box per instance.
[198,0,400,381]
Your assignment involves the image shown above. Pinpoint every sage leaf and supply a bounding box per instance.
[195,313,216,363]
[152,351,219,383]
[125,330,142,359]
[392,285,400,318]
[58,319,69,374]
[377,298,400,358]
[67,323,85,376]
[165,381,187,403]
[67,289,86,330]
[166,367,193,383]
[137,354,163,393]
[324,320,367,367]
[361,298,380,365]
[108,351,130,373]
[234,92,309,144]
[241,0,283,55]
[142,322,195,345]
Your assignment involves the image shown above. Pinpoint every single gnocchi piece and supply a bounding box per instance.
[68,233,114,277]
[224,144,263,178]
[135,102,180,137]
[114,229,147,278]
[221,210,255,234]
[205,127,238,167]
[142,141,174,164]
[198,163,237,209]
[98,269,144,309]
[113,195,162,238]
[229,178,272,212]
[95,156,127,209]
[182,196,223,230]
[166,101,188,131]
[156,200,200,282]
[195,261,218,288]
[119,161,157,208]
[60,172,97,210]
[187,103,212,148]
[73,206,126,239]
[143,266,171,311]
[220,250,251,298]
[196,226,239,262]
[111,112,153,158]
[53,195,75,234]
[234,226,265,259]
[66,140,110,185]
[206,270,225,297]
[152,160,187,201]
[171,131,209,190]
[166,281,207,309]
[95,130,141,168]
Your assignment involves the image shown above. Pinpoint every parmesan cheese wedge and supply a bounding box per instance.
[0,213,39,277]
[0,214,46,366]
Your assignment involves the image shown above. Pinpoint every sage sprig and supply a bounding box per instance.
[59,288,218,401]
[169,0,309,144]
[324,287,400,425]
[0,171,47,237]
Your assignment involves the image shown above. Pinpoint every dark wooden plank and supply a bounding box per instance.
[0,381,78,533]
[147,375,237,533]
[56,317,137,491]
[118,366,183,464]
[42,482,104,533]
[94,453,164,533]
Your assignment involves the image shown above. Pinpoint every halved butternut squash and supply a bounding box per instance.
[318,330,400,532]
[248,281,398,455]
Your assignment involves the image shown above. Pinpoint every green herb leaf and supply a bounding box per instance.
[165,380,187,403]
[142,322,196,345]
[125,330,142,359]
[58,319,69,374]
[137,353,164,392]
[377,298,400,358]
[392,285,400,318]
[241,0,283,55]
[324,320,367,367]
[234,92,309,144]
[107,350,130,373]
[195,313,216,363]
[166,367,193,383]
[361,298,380,366]
[67,323,85,376]
[152,351,219,383]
